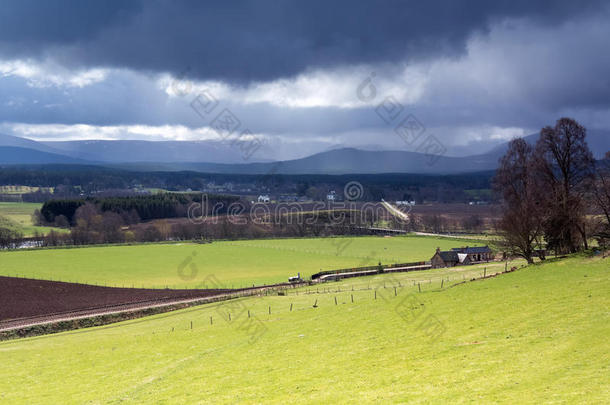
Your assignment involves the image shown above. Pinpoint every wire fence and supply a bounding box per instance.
[156,265,513,340]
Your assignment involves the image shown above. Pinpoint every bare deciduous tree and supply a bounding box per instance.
[533,118,595,253]
[494,138,544,263]
[462,214,483,233]
[592,152,610,245]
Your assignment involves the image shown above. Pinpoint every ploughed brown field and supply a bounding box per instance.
[0,276,235,326]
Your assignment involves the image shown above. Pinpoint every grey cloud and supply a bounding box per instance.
[1,0,610,159]
[0,0,606,82]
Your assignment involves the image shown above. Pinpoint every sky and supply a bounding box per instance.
[0,0,609,160]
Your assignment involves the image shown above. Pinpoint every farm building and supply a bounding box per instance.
[430,248,468,268]
[451,246,493,262]
[430,246,493,268]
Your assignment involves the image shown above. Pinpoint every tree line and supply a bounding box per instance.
[27,206,380,247]
[37,193,239,226]
[0,164,495,203]
[494,118,610,263]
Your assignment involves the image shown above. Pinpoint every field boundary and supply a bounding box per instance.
[0,260,531,341]
[314,262,432,281]
[0,282,305,341]
[311,260,430,280]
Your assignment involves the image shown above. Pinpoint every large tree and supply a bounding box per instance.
[592,151,610,245]
[494,138,544,263]
[0,222,23,249]
[533,118,595,253]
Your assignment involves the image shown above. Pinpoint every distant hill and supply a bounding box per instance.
[108,129,610,174]
[0,146,89,165]
[1,128,607,174]
[0,133,65,155]
[118,148,501,175]
[41,139,271,164]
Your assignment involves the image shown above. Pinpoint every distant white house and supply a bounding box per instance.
[396,200,415,206]
[327,190,337,201]
[257,195,270,203]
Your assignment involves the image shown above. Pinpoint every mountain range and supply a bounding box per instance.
[1,130,608,175]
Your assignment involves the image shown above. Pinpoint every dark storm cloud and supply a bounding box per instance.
[0,1,141,52]
[2,0,610,160]
[0,0,606,82]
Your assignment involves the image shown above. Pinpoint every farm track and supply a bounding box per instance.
[381,200,410,221]
[413,232,493,240]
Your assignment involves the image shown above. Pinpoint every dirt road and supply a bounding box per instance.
[381,200,410,221]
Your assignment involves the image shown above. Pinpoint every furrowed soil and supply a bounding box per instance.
[0,276,234,325]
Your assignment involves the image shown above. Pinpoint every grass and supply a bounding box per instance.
[0,215,21,233]
[0,235,484,288]
[0,255,607,403]
[0,202,67,237]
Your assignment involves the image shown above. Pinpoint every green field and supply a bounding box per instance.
[0,255,607,403]
[0,235,483,288]
[0,185,53,195]
[0,202,66,237]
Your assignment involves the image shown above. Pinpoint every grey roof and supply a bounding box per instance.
[437,251,459,262]
[451,246,492,254]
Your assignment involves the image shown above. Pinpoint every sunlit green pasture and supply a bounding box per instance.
[0,235,485,287]
[0,255,607,403]
[0,202,66,237]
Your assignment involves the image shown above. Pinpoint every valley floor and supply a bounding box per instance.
[0,235,485,288]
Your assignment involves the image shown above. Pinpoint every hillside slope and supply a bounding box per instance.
[0,146,90,165]
[42,139,270,164]
[1,129,607,173]
[0,133,63,154]
[124,147,501,174]
[0,255,607,403]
